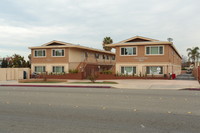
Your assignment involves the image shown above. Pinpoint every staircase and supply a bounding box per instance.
[175,73,196,80]
[76,62,87,72]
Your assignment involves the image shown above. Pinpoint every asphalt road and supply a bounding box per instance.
[0,86,200,133]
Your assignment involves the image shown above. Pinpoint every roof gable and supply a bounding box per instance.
[29,40,115,55]
[42,40,73,46]
[119,36,159,43]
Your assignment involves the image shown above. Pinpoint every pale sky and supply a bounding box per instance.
[0,0,200,59]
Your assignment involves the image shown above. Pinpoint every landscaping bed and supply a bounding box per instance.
[18,79,67,83]
[68,81,118,84]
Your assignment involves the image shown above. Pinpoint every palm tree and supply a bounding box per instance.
[187,47,200,66]
[102,37,113,51]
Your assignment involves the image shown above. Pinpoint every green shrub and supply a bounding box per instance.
[87,75,98,83]
[101,70,112,74]
[69,69,79,73]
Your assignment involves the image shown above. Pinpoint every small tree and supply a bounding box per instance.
[102,37,113,51]
[1,58,8,68]
[88,74,98,83]
[187,47,200,67]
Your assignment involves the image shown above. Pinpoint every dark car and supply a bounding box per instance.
[186,69,192,74]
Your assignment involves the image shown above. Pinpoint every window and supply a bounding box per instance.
[85,52,88,58]
[52,49,64,57]
[121,47,137,55]
[53,66,64,73]
[95,53,99,59]
[103,55,106,59]
[35,66,45,73]
[121,66,136,75]
[146,46,163,55]
[106,55,109,60]
[146,66,163,74]
[112,56,115,60]
[34,50,45,57]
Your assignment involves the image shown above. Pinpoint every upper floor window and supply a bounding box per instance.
[95,53,99,59]
[103,55,106,59]
[112,56,115,60]
[34,49,46,57]
[106,55,109,60]
[121,47,137,56]
[85,52,88,58]
[146,46,163,55]
[52,49,64,57]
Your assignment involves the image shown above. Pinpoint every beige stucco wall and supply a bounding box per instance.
[31,63,69,74]
[31,48,69,64]
[0,68,30,81]
[69,48,85,62]
[68,48,115,70]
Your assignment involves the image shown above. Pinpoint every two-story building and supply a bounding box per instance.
[29,40,115,77]
[107,36,182,77]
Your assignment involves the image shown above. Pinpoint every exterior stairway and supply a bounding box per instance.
[76,62,87,72]
[175,73,196,80]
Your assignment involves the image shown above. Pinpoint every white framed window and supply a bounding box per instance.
[146,66,163,74]
[121,47,137,56]
[106,55,109,60]
[103,55,106,59]
[53,66,64,73]
[52,49,64,57]
[121,66,137,75]
[34,49,46,57]
[95,53,99,59]
[112,56,115,60]
[146,46,164,55]
[35,66,46,73]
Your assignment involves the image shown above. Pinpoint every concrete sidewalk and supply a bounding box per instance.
[0,79,200,90]
[109,79,200,89]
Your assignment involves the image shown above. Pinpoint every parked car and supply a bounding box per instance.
[186,69,192,74]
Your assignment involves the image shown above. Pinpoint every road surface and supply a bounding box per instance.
[0,86,200,133]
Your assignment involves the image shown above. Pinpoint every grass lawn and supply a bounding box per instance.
[68,81,118,84]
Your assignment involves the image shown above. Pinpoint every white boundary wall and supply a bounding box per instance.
[0,68,30,81]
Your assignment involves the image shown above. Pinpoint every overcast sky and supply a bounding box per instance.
[0,0,200,59]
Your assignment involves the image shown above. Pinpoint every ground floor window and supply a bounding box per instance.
[121,66,136,75]
[53,66,64,73]
[146,66,163,74]
[35,66,46,73]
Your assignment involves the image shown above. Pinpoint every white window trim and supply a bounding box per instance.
[34,66,46,73]
[120,47,137,56]
[146,66,164,75]
[120,66,137,75]
[52,66,65,73]
[34,49,46,58]
[145,45,164,55]
[52,49,65,57]
[95,53,100,59]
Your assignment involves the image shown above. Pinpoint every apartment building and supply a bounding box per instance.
[107,36,182,76]
[29,40,115,77]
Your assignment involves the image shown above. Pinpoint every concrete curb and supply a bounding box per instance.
[0,84,112,89]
